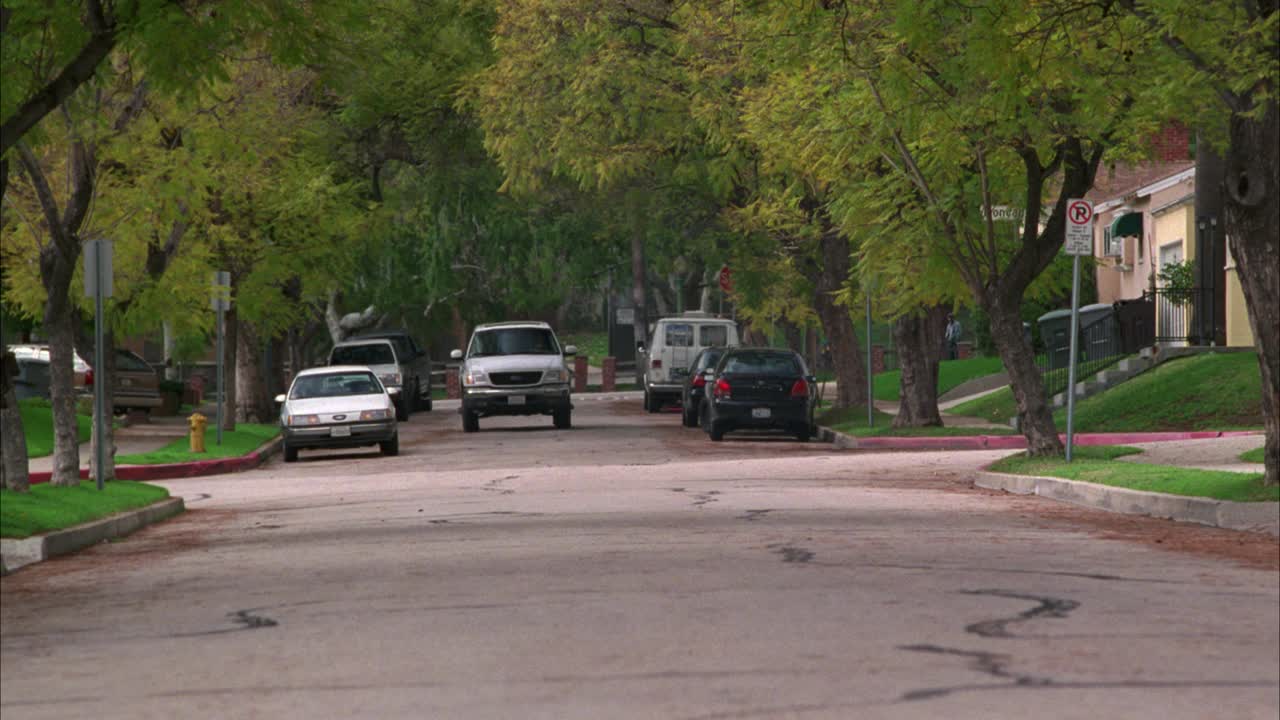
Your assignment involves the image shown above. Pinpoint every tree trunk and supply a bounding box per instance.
[808,230,867,409]
[630,190,649,383]
[1223,101,1279,486]
[781,318,803,353]
[985,294,1062,455]
[1,351,30,492]
[235,320,271,423]
[892,305,949,428]
[162,319,178,381]
[221,306,238,432]
[44,307,83,486]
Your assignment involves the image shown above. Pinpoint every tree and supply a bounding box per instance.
[1109,0,1278,483]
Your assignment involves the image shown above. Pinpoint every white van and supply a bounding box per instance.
[639,312,739,412]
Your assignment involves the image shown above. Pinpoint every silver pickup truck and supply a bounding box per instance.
[352,330,433,412]
[450,321,577,433]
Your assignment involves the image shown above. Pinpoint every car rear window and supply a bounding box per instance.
[696,349,725,371]
[114,351,153,372]
[699,325,729,347]
[291,372,382,399]
[331,343,397,366]
[664,323,694,347]
[722,352,801,376]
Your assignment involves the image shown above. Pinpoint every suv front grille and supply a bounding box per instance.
[491,372,542,386]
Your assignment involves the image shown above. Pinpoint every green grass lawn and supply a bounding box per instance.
[948,352,1264,431]
[559,332,610,363]
[873,356,1006,402]
[1241,447,1265,464]
[0,481,172,538]
[816,404,1016,438]
[991,445,1277,502]
[115,423,279,465]
[19,398,91,459]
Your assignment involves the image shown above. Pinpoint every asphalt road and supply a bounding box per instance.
[2,395,1278,719]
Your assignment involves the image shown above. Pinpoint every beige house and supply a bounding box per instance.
[1087,162,1254,348]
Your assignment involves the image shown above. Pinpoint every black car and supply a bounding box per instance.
[703,347,817,442]
[680,347,727,427]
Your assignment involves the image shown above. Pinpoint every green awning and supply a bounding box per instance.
[1110,212,1142,237]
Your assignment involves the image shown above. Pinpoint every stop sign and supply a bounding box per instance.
[718,265,732,292]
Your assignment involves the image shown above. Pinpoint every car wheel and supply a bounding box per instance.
[380,433,399,456]
[681,402,697,428]
[395,395,410,422]
[795,425,812,443]
[708,420,725,442]
[698,402,710,431]
[284,443,298,463]
[422,390,432,413]
[462,409,479,433]
[553,407,571,429]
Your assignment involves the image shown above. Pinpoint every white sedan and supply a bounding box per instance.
[276,366,400,462]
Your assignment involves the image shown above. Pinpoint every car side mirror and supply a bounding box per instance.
[636,342,646,354]
[805,375,817,384]
[450,349,463,360]
[563,345,578,356]
[273,394,286,404]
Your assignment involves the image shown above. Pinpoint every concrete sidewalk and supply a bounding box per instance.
[26,404,218,475]
[1118,434,1266,474]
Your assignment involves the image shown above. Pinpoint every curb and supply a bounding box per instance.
[1,497,186,573]
[26,435,284,485]
[816,427,1261,451]
[975,469,1279,536]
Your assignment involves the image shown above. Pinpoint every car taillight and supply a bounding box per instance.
[790,379,808,397]
[84,369,94,387]
[692,374,706,388]
[714,378,731,399]
[651,359,662,369]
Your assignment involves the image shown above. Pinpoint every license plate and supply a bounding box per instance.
[508,395,525,406]
[752,408,771,419]
[330,426,351,438]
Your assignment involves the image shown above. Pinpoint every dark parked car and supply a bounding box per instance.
[702,347,817,442]
[13,355,52,401]
[680,346,727,428]
[353,330,433,412]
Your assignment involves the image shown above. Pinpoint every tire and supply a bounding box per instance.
[422,393,432,412]
[708,420,725,442]
[283,443,298,463]
[698,402,710,431]
[646,390,662,413]
[553,407,572,429]
[681,402,697,428]
[795,425,812,443]
[380,433,399,456]
[462,409,479,433]
[395,395,409,422]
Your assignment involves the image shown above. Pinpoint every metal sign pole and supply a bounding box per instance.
[1065,255,1082,462]
[866,290,873,428]
[216,307,224,446]
[93,247,106,491]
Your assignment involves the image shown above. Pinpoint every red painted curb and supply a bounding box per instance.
[27,438,282,485]
[848,430,1262,452]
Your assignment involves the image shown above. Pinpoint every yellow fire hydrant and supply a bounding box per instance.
[189,412,208,453]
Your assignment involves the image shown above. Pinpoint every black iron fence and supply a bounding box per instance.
[1143,287,1213,344]
[1036,312,1128,398]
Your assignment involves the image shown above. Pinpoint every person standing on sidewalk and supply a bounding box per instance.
[944,314,962,360]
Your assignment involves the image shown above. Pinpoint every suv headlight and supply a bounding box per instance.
[464,368,489,386]
[543,368,570,383]
[379,373,402,387]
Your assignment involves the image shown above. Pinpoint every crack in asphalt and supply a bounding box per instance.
[173,608,278,638]
[738,509,772,522]
[691,491,720,508]
[768,544,814,564]
[961,589,1080,638]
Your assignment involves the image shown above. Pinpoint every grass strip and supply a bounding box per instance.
[1240,447,1265,464]
[20,398,91,459]
[990,445,1277,502]
[1,481,171,539]
[115,423,279,465]
[873,356,1006,402]
[817,404,1015,438]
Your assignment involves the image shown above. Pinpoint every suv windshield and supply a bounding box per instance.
[331,343,397,366]
[470,328,560,357]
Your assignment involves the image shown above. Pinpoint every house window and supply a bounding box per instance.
[1103,226,1122,256]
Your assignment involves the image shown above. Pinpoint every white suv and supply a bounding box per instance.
[450,322,577,432]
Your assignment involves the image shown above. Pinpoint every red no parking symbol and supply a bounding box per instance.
[1069,200,1093,225]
